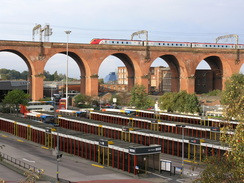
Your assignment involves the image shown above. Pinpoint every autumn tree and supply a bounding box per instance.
[221,73,244,121]
[196,73,244,182]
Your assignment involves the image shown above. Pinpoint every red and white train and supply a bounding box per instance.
[90,38,244,49]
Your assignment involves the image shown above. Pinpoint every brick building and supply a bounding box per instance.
[149,66,171,94]
[117,66,128,85]
[111,66,172,94]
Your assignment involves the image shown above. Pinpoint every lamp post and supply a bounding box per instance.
[65,30,71,109]
[55,126,60,183]
[176,124,186,176]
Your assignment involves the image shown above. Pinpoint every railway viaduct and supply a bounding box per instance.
[0,40,244,100]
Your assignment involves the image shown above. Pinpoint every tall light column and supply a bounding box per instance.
[65,30,71,109]
[176,124,186,176]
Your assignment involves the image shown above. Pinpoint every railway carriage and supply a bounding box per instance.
[90,38,244,49]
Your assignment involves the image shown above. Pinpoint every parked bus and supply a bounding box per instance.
[58,98,67,109]
[26,101,55,112]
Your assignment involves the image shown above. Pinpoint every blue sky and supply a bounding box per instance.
[0,0,244,78]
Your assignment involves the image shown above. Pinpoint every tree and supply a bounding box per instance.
[53,71,59,81]
[159,91,200,114]
[221,73,244,121]
[2,89,30,113]
[158,92,175,112]
[98,78,104,84]
[196,73,244,182]
[196,123,244,183]
[195,156,237,183]
[73,94,92,108]
[185,93,200,114]
[130,85,154,109]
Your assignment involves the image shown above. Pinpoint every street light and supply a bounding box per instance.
[65,30,71,109]
[46,125,62,183]
[176,124,186,176]
[53,124,62,183]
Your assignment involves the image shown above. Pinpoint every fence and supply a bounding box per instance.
[0,152,41,173]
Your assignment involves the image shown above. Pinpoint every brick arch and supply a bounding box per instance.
[239,63,244,73]
[0,49,31,68]
[193,56,223,93]
[203,56,223,90]
[112,53,135,91]
[160,55,180,92]
[45,51,87,95]
[0,49,34,97]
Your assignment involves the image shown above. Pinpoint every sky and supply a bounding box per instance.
[1,0,244,79]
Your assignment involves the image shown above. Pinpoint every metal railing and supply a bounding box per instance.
[0,152,41,173]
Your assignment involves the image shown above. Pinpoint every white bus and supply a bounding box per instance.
[26,101,54,112]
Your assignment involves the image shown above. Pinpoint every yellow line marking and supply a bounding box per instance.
[91,164,104,168]
[17,139,24,142]
[41,146,49,149]
[184,160,198,164]
[1,135,8,137]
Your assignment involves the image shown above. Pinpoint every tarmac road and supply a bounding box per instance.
[0,131,200,183]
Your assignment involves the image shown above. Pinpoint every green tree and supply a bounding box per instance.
[73,94,92,108]
[221,73,244,121]
[158,92,175,112]
[20,71,29,80]
[159,91,200,114]
[98,78,104,84]
[53,71,59,81]
[185,93,200,114]
[130,85,154,109]
[172,91,188,112]
[2,89,30,113]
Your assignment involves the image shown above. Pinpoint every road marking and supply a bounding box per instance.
[147,171,172,181]
[1,135,8,137]
[184,159,199,164]
[176,179,186,183]
[22,158,35,163]
[41,146,49,149]
[17,139,24,142]
[91,164,104,168]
